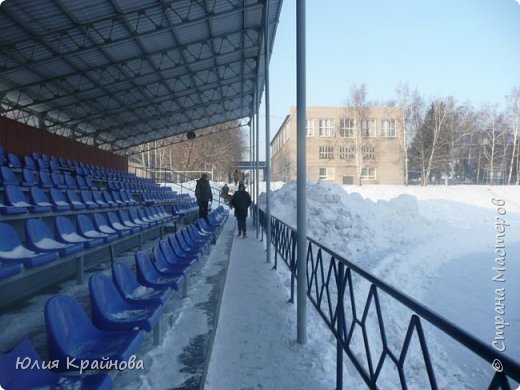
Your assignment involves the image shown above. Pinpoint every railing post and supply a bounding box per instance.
[336,262,345,390]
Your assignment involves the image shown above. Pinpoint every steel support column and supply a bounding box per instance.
[264,0,272,263]
[296,0,307,345]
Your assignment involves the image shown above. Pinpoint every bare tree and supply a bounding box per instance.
[348,84,376,186]
[479,105,509,185]
[506,87,520,185]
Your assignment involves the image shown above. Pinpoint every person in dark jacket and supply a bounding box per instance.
[230,183,252,238]
[195,173,212,222]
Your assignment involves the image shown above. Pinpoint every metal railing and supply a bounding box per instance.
[256,207,520,389]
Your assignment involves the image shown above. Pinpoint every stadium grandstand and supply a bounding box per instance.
[0,0,282,389]
[1,1,520,390]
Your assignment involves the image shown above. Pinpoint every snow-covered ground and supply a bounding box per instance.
[163,180,520,388]
[247,183,520,388]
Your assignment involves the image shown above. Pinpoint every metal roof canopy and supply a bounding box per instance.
[0,0,282,155]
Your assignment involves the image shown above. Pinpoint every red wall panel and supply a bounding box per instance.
[0,116,128,171]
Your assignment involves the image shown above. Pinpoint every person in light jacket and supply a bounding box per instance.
[230,183,252,238]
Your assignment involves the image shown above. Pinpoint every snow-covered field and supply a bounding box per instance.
[256,183,520,388]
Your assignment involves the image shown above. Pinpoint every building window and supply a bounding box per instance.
[319,167,335,180]
[319,146,334,159]
[381,119,396,137]
[319,119,335,137]
[306,118,314,137]
[361,119,376,137]
[361,167,376,180]
[339,118,355,138]
[339,146,355,160]
[361,146,376,160]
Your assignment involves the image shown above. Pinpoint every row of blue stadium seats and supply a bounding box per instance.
[0,185,141,215]
[0,206,229,389]
[0,206,174,279]
[0,145,151,184]
[1,166,183,207]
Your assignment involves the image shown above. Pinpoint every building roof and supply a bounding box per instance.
[0,0,282,155]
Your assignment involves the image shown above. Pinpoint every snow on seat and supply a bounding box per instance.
[0,222,58,267]
[118,209,143,232]
[45,295,144,371]
[66,189,87,210]
[93,213,129,238]
[49,188,72,211]
[135,251,184,291]
[183,225,211,252]
[55,216,104,249]
[0,338,112,390]
[80,190,100,209]
[77,214,118,243]
[112,260,172,306]
[2,185,31,214]
[25,219,84,256]
[92,190,109,208]
[107,211,139,234]
[128,207,152,229]
[89,274,163,332]
[29,186,53,213]
[175,230,204,257]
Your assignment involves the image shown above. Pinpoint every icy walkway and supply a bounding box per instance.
[204,219,336,390]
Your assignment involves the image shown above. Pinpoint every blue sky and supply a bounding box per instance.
[263,0,520,140]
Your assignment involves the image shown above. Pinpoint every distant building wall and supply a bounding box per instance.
[271,106,405,185]
[0,116,128,171]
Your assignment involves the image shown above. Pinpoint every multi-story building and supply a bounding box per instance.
[271,106,405,185]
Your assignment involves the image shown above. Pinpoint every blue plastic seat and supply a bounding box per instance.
[49,188,72,211]
[64,172,77,189]
[138,208,157,226]
[92,190,109,208]
[89,274,163,332]
[36,158,49,171]
[101,190,118,207]
[55,216,104,249]
[135,251,184,291]
[23,155,36,170]
[7,153,22,169]
[45,295,144,371]
[151,244,189,277]
[0,338,112,390]
[29,186,53,213]
[21,168,38,187]
[85,176,97,190]
[118,209,143,231]
[112,260,171,306]
[77,214,118,243]
[158,239,196,268]
[66,189,87,210]
[111,190,125,206]
[51,172,67,189]
[0,199,28,215]
[0,166,19,186]
[38,170,53,188]
[25,219,84,256]
[107,211,138,234]
[167,234,200,259]
[0,222,58,267]
[128,207,151,229]
[76,175,89,190]
[93,212,128,237]
[80,190,99,209]
[3,184,34,213]
[49,159,60,172]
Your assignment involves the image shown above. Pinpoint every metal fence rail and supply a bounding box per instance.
[256,207,520,389]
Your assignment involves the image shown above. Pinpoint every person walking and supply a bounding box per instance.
[230,183,252,238]
[195,173,212,222]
